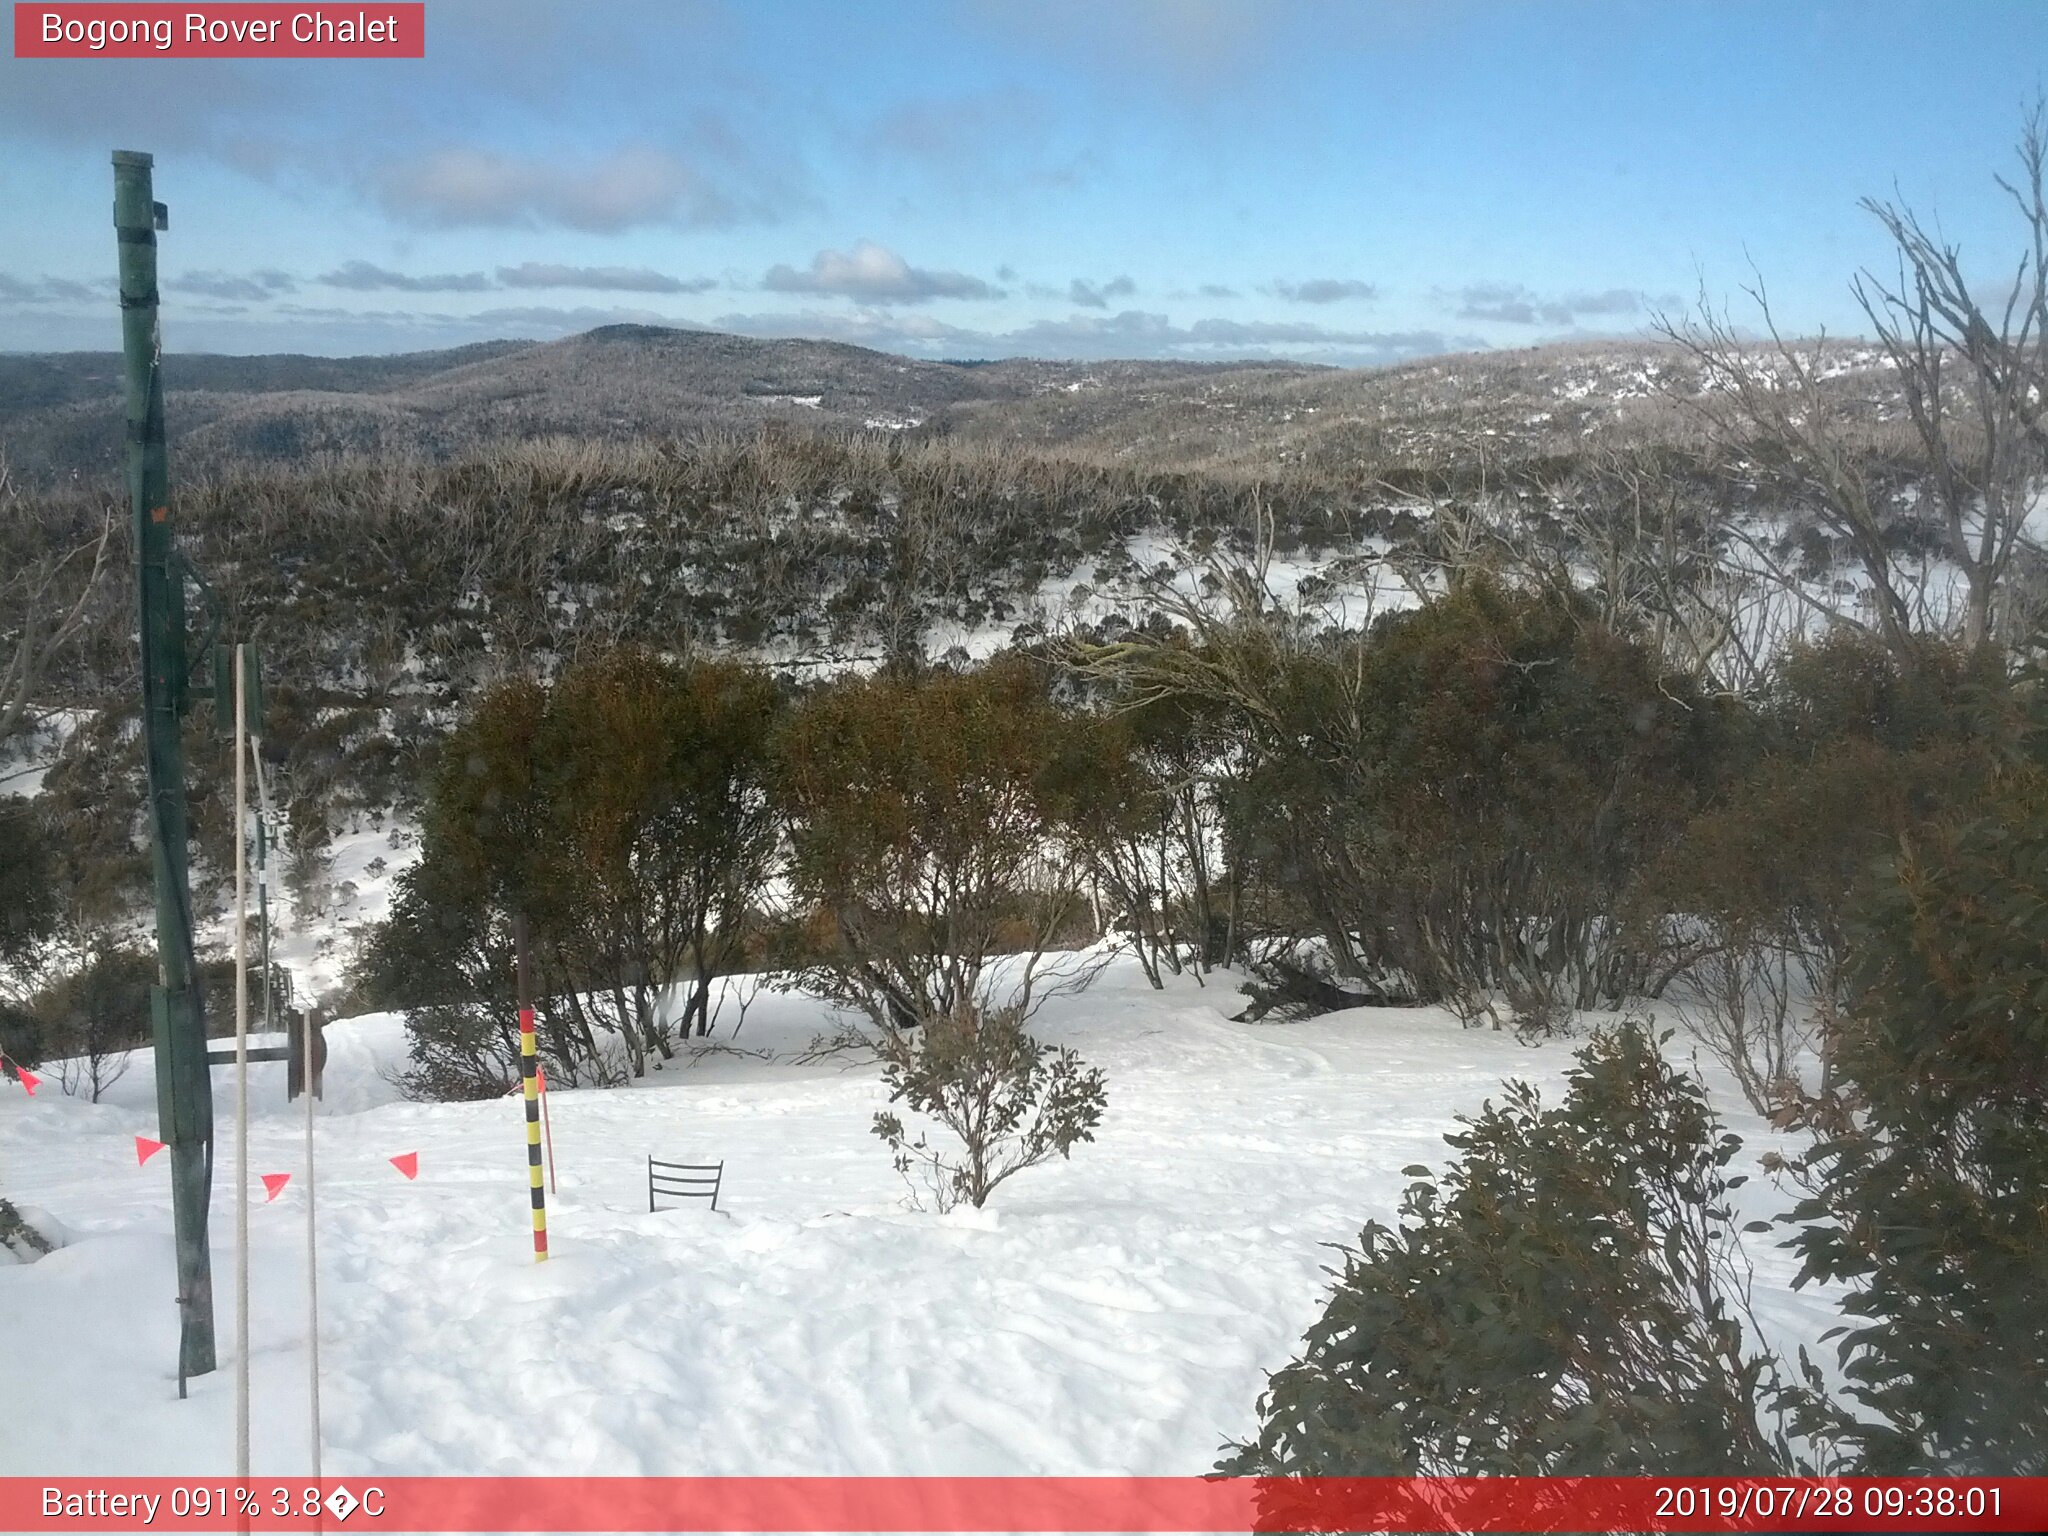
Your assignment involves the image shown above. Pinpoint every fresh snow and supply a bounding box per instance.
[0,957,1841,1478]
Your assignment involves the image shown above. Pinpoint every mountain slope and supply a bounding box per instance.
[0,326,1323,482]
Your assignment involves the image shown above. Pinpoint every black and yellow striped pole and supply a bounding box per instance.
[514,915,548,1262]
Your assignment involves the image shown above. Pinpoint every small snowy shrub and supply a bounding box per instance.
[1221,1022,1808,1480]
[872,1003,1107,1211]
[31,942,151,1102]
[393,1002,523,1102]
[0,1198,56,1262]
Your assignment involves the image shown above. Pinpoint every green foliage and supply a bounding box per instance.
[1067,689,1235,986]
[1222,1023,1799,1477]
[1634,630,2006,1107]
[380,649,784,1096]
[1766,628,1998,757]
[1643,742,1971,975]
[777,655,1123,1030]
[28,943,154,1101]
[0,799,58,969]
[872,1003,1108,1210]
[1783,767,2048,1473]
[0,1198,54,1259]
[536,650,783,1043]
[391,1000,529,1104]
[373,677,557,1097]
[421,673,552,917]
[360,854,523,1101]
[0,1002,38,1077]
[31,944,153,1043]
[1226,582,1730,1013]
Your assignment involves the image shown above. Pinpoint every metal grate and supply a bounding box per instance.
[649,1156,724,1213]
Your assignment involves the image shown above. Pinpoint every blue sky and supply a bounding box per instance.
[2,0,2044,363]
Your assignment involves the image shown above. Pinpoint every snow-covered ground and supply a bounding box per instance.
[0,957,1841,1479]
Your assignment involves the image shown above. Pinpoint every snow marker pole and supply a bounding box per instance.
[515,915,548,1262]
[539,1065,557,1195]
[303,999,323,1477]
[233,642,252,1480]
[249,741,318,1473]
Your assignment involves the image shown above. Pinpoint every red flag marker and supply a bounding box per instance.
[261,1173,291,1202]
[136,1135,166,1165]
[17,1068,38,1096]
[390,1152,418,1180]
[536,1066,547,1092]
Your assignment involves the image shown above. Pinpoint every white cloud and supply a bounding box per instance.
[177,269,298,301]
[1450,283,1644,326]
[374,144,757,233]
[761,242,1001,303]
[1269,278,1379,304]
[319,261,493,293]
[496,263,715,294]
[1069,275,1137,308]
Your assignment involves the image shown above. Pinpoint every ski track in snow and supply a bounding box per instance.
[0,961,1838,1477]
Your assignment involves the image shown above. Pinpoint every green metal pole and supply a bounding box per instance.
[115,149,216,1387]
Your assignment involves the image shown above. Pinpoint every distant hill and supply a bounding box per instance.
[0,323,1909,489]
[0,326,1323,483]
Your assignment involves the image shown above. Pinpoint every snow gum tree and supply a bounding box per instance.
[1064,688,1237,988]
[536,650,782,1061]
[375,649,783,1093]
[1632,628,2001,1110]
[775,655,1123,1033]
[1120,580,1728,1017]
[1663,103,2048,660]
[777,656,1123,1206]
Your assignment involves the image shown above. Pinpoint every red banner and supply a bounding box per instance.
[2,1477,2044,1533]
[13,4,424,58]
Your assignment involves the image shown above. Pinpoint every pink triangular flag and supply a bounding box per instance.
[136,1135,166,1165]
[261,1173,291,1202]
[17,1068,38,1096]
[536,1066,547,1093]
[389,1151,418,1180]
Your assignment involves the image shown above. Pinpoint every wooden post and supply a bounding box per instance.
[117,147,216,1389]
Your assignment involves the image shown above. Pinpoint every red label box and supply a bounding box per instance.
[14,3,424,58]
[2,1476,2046,1533]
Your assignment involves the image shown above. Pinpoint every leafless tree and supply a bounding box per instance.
[1668,940,1814,1116]
[1661,103,2048,659]
[1658,290,1927,657]
[0,454,114,748]
[1068,487,1380,735]
[1852,102,2048,650]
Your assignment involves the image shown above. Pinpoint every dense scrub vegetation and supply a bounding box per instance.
[1225,660,2048,1479]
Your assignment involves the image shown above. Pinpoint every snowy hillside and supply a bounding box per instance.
[0,958,1841,1478]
